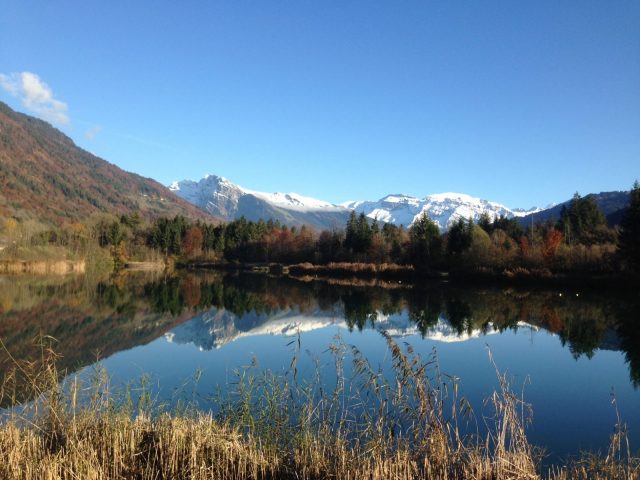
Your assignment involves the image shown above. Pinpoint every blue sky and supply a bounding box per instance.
[1,1,638,208]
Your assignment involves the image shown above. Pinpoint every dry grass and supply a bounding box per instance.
[0,336,637,480]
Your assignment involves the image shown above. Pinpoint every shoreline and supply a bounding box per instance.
[2,255,637,291]
[178,260,640,291]
[0,259,85,275]
[2,334,636,480]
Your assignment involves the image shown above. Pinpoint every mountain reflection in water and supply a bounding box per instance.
[2,271,639,459]
[1,272,639,390]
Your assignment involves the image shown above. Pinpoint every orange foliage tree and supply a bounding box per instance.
[182,226,203,257]
[180,275,202,307]
[519,236,530,256]
[542,229,563,261]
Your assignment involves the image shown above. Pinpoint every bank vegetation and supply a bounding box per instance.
[1,182,639,283]
[0,336,638,480]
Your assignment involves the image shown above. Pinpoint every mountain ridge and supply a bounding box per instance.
[517,190,630,228]
[0,101,215,226]
[170,174,541,231]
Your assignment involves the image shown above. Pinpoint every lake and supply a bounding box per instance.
[0,271,638,463]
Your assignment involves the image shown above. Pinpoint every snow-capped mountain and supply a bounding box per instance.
[170,175,245,219]
[343,193,540,230]
[170,175,350,231]
[170,174,538,231]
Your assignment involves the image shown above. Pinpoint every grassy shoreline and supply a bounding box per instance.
[1,337,637,479]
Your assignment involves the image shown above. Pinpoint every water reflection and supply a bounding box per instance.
[1,272,638,391]
[2,271,640,458]
[148,273,640,387]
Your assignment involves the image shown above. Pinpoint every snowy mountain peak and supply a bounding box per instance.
[511,206,545,217]
[170,173,538,231]
[171,175,341,212]
[380,194,422,205]
[243,189,342,211]
[169,175,350,230]
[426,192,478,203]
[348,191,531,230]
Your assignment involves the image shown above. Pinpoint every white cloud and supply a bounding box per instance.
[0,72,69,125]
[84,125,101,140]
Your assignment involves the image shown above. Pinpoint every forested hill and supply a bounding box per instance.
[0,101,215,225]
[518,191,630,228]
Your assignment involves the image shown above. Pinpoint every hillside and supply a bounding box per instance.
[0,101,214,225]
[518,191,630,228]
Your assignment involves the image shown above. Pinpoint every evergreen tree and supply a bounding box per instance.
[409,212,441,269]
[619,181,640,271]
[492,215,524,241]
[107,221,125,246]
[477,212,492,233]
[447,218,473,256]
[345,211,372,254]
[356,212,372,252]
[382,223,405,263]
[558,193,607,244]
[344,211,358,251]
[371,217,380,236]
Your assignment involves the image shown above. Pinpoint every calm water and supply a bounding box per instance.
[1,271,638,461]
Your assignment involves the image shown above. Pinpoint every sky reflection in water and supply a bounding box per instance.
[1,272,638,460]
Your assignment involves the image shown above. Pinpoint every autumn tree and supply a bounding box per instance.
[2,218,18,241]
[180,275,202,307]
[519,236,530,256]
[542,229,563,261]
[182,226,204,257]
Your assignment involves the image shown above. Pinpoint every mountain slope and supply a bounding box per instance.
[172,174,539,231]
[0,101,214,225]
[518,191,630,228]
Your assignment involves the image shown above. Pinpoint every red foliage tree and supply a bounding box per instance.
[519,236,530,256]
[180,275,201,307]
[182,226,203,257]
[542,229,563,260]
[542,305,563,333]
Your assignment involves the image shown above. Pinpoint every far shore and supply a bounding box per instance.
[2,254,637,291]
[0,259,85,275]
[178,260,640,290]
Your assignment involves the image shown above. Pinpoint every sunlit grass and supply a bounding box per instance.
[0,335,637,479]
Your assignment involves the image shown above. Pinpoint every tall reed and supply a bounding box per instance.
[0,335,637,479]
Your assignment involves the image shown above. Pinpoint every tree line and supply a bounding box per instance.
[2,182,639,274]
[145,182,639,274]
